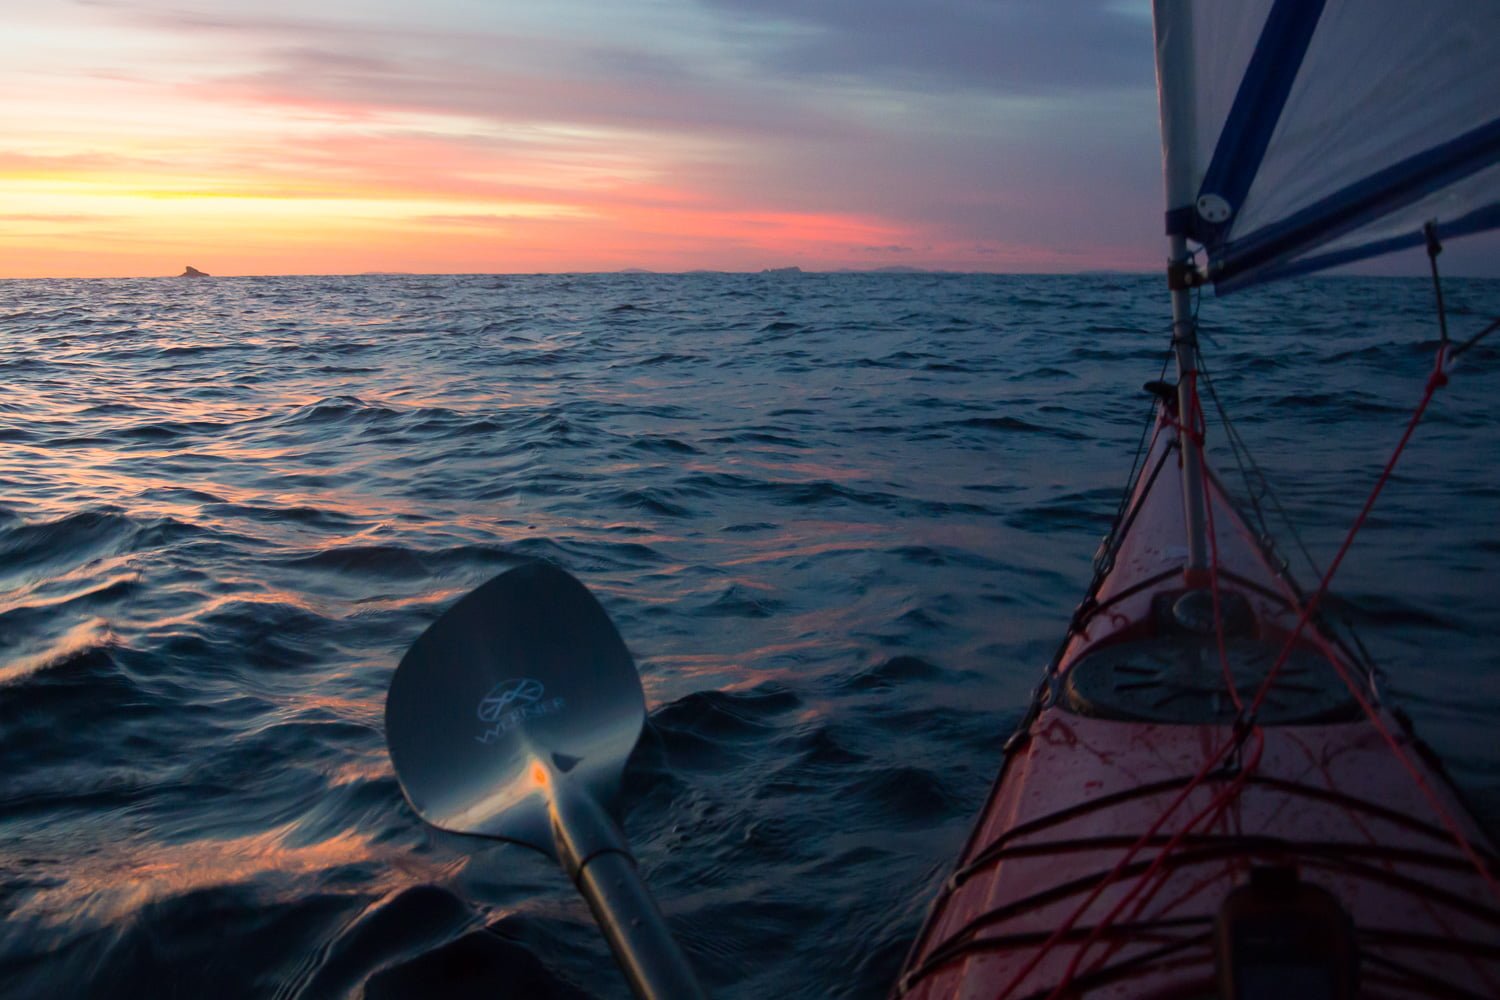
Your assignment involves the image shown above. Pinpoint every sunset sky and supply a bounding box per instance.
[3,1,1495,278]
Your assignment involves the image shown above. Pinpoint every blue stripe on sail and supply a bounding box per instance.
[1210,115,1500,292]
[1188,0,1326,246]
[1216,202,1500,293]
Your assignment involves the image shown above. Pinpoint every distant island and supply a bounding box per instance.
[760,266,803,274]
[178,266,210,278]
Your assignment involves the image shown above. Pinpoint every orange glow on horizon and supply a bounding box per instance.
[0,5,1161,278]
[0,62,941,278]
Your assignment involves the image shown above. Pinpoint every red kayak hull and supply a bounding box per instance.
[897,407,1500,998]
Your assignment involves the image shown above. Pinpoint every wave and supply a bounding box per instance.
[0,511,202,582]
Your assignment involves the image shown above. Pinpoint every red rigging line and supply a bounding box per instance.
[1232,344,1498,902]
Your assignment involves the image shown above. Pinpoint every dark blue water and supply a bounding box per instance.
[1,273,1497,999]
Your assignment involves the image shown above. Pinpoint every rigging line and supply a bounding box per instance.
[1425,221,1450,347]
[1294,615,1500,907]
[1117,347,1175,528]
[955,769,1242,876]
[1196,343,1384,681]
[1106,289,1183,524]
[1197,348,1380,682]
[1115,358,1170,519]
[937,280,1494,997]
[1196,347,1273,538]
[1196,343,1323,584]
[1083,347,1175,598]
[1449,315,1500,362]
[939,916,1207,948]
[1237,345,1500,903]
[1195,351,1262,529]
[1189,272,1221,351]
[1213,498,1380,683]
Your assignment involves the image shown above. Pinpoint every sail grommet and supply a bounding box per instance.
[1196,193,1232,224]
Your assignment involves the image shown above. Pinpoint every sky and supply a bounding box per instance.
[0,0,1494,278]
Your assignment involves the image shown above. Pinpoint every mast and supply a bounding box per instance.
[1153,0,1211,581]
[1169,238,1209,580]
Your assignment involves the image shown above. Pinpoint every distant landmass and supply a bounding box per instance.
[760,266,803,274]
[178,266,210,278]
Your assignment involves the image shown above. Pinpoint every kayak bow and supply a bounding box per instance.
[894,396,1500,998]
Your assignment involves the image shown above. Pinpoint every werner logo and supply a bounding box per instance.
[475,678,565,744]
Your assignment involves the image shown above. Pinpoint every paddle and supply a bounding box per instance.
[385,560,705,1000]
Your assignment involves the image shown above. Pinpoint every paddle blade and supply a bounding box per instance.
[385,561,646,857]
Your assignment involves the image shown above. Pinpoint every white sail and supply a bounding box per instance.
[1153,0,1500,292]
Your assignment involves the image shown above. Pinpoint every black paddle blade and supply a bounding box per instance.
[385,561,646,857]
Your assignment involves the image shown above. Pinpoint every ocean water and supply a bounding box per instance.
[1,272,1497,999]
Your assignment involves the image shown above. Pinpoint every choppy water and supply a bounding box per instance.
[1,272,1497,999]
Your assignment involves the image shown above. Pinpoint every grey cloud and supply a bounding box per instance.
[114,4,864,142]
[696,0,1154,95]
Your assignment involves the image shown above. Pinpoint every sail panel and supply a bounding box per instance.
[1214,118,1500,289]
[1153,0,1272,227]
[1155,0,1500,291]
[1231,1,1500,238]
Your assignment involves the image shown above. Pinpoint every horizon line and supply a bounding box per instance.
[3,267,1491,282]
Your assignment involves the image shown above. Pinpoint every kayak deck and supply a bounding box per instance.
[897,404,1500,998]
[900,714,1500,998]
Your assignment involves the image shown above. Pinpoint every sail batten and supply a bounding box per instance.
[1152,0,1500,294]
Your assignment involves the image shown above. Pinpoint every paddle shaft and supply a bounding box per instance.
[573,849,705,1000]
[551,783,705,1000]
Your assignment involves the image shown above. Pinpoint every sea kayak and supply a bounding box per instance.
[893,395,1500,998]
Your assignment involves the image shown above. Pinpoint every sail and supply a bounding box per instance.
[1153,0,1500,293]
